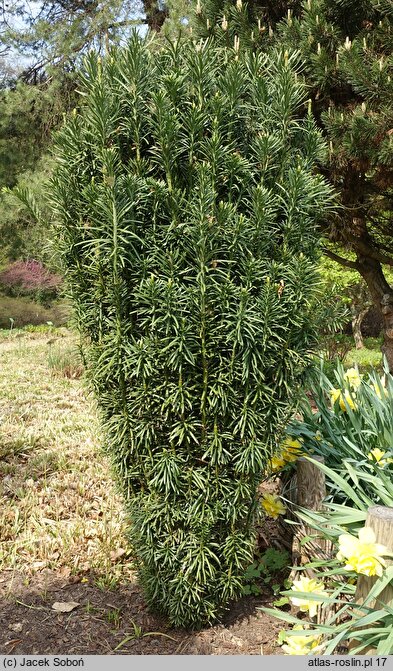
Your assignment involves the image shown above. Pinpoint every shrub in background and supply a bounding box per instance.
[50,34,333,627]
[0,296,68,329]
[0,259,62,306]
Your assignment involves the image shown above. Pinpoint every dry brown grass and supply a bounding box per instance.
[0,329,132,588]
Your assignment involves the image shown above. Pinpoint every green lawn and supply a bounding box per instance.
[0,328,131,587]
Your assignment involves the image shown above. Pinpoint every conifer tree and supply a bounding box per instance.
[194,0,393,368]
[50,33,332,627]
[1,0,167,82]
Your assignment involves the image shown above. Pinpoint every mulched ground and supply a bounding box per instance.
[0,569,284,655]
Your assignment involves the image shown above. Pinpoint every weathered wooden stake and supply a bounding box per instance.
[292,457,330,578]
[296,456,326,512]
[355,505,393,607]
[350,505,393,654]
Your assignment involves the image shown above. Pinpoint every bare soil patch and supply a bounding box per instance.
[0,570,283,655]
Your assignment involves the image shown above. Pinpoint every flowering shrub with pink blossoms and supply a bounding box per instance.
[0,259,62,305]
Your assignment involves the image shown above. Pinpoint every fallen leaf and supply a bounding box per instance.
[52,601,79,613]
[110,548,126,562]
[59,567,72,578]
[8,623,23,633]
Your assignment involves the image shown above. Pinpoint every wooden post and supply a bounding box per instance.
[351,505,393,654]
[355,505,393,607]
[292,457,330,575]
[296,456,326,512]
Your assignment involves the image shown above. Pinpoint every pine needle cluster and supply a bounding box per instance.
[50,33,332,627]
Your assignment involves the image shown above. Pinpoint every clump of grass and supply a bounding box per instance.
[47,342,84,379]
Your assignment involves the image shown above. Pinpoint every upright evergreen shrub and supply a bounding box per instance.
[50,34,332,627]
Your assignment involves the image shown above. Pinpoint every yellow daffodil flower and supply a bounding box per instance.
[367,447,392,467]
[261,493,286,519]
[281,626,321,655]
[267,454,286,473]
[372,382,388,399]
[281,436,303,462]
[337,527,388,577]
[289,576,328,618]
[344,367,362,389]
[330,388,356,411]
[330,388,341,405]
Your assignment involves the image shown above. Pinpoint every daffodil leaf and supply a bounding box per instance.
[323,628,351,655]
[258,607,304,625]
[352,608,390,628]
[377,628,393,655]
[281,589,343,604]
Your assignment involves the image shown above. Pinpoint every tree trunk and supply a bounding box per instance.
[351,306,368,350]
[334,168,393,370]
[357,255,393,371]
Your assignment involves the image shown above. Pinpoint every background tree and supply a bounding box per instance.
[193,0,393,368]
[0,1,174,271]
[0,0,169,81]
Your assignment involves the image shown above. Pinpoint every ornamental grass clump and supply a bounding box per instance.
[50,34,332,627]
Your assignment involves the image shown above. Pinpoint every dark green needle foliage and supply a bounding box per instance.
[50,33,332,628]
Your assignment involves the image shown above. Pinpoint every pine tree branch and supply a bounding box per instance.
[323,248,360,270]
[346,234,393,267]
